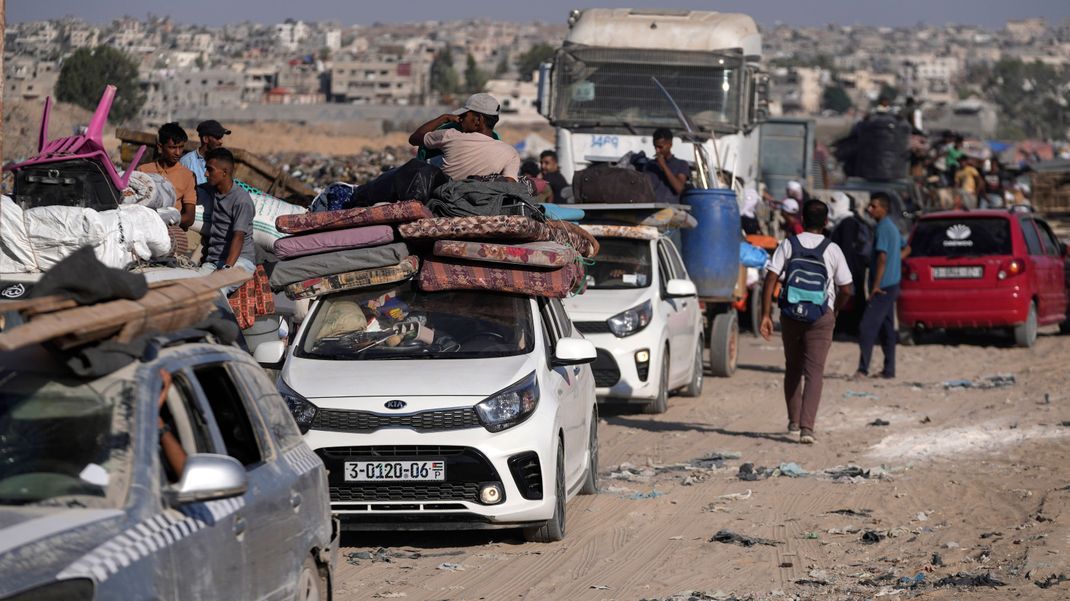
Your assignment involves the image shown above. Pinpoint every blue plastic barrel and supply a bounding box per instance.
[680,188,741,299]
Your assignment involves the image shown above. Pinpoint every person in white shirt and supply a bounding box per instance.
[408,93,520,181]
[760,199,853,444]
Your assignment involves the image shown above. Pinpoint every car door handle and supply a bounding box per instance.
[291,492,303,509]
[233,516,247,537]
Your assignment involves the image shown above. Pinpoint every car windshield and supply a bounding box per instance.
[911,218,1012,258]
[0,364,132,508]
[586,238,653,289]
[298,283,534,360]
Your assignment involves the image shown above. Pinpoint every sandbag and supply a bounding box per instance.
[192,184,306,254]
[573,166,658,204]
[269,242,411,290]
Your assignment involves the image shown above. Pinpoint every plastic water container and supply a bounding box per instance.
[680,188,741,299]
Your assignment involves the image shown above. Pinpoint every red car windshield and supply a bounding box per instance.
[910,218,1012,258]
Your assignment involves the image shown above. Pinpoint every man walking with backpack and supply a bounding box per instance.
[760,200,854,444]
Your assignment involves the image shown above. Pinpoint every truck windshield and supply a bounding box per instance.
[0,366,132,508]
[552,46,741,131]
[299,283,535,360]
[586,238,653,289]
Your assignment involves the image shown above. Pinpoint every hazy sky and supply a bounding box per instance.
[9,0,1070,29]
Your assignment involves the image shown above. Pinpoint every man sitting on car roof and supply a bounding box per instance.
[408,93,521,181]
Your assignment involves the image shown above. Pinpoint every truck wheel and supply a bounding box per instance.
[642,349,670,414]
[1013,302,1038,348]
[709,311,738,377]
[681,335,704,397]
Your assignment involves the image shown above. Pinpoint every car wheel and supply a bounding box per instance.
[749,283,763,336]
[524,441,566,542]
[1060,315,1070,335]
[579,409,598,495]
[642,348,670,414]
[709,311,738,377]
[295,555,326,601]
[899,326,918,346]
[681,335,704,397]
[1013,301,1038,348]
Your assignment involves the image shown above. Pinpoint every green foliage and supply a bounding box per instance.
[967,58,1069,139]
[464,53,489,94]
[515,43,555,81]
[430,47,460,97]
[822,85,853,114]
[495,52,510,76]
[55,46,145,123]
[877,83,899,104]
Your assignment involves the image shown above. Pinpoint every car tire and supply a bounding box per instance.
[295,555,326,601]
[579,409,598,495]
[749,283,763,336]
[1014,301,1038,348]
[681,335,704,397]
[1060,316,1070,335]
[524,441,566,542]
[709,311,738,377]
[642,348,670,414]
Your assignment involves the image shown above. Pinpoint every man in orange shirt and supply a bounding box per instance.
[138,122,197,230]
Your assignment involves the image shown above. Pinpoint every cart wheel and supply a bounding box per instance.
[709,311,738,377]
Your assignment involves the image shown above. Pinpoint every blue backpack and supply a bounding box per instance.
[778,236,831,323]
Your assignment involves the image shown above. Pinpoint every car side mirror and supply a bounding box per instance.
[253,340,287,368]
[665,278,698,298]
[168,454,247,504]
[553,337,597,367]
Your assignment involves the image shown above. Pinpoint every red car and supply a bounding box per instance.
[898,209,1069,347]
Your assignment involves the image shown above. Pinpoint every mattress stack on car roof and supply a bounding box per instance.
[269,202,599,300]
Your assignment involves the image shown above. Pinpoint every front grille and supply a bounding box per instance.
[319,446,468,459]
[508,452,543,500]
[312,408,481,433]
[330,483,480,503]
[592,348,621,388]
[574,321,613,335]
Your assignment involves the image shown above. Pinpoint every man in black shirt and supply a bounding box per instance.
[540,150,571,203]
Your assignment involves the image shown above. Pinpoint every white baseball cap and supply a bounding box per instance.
[453,93,501,116]
[781,198,800,214]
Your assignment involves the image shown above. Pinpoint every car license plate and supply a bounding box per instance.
[344,460,445,481]
[933,266,983,279]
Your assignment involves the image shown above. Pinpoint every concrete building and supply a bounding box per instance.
[484,76,542,124]
[330,55,430,105]
[275,20,309,52]
[4,57,59,101]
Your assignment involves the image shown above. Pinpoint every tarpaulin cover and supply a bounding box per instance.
[284,255,420,300]
[273,225,394,260]
[417,256,584,298]
[433,240,579,268]
[268,242,410,289]
[276,200,432,234]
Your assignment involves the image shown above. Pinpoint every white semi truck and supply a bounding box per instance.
[538,8,768,192]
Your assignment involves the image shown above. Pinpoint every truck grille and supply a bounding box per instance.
[312,408,481,433]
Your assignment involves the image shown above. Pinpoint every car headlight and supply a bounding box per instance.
[4,579,94,601]
[607,300,653,337]
[475,372,539,432]
[278,378,318,434]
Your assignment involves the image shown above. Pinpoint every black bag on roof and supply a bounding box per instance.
[572,165,658,204]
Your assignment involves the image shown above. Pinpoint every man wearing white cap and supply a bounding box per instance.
[781,197,803,236]
[409,93,521,181]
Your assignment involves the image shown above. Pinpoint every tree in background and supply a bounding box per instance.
[515,43,555,81]
[56,46,145,122]
[495,52,510,76]
[877,83,899,104]
[822,85,853,114]
[966,59,1069,139]
[464,53,489,94]
[430,47,460,98]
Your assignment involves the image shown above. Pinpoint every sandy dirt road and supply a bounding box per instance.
[331,329,1070,600]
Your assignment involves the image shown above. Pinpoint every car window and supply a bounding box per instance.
[910,218,1012,258]
[664,240,688,280]
[166,372,214,455]
[656,244,673,290]
[549,298,573,338]
[1019,218,1044,256]
[1035,220,1061,256]
[586,238,652,289]
[232,363,304,451]
[537,299,558,364]
[193,364,264,467]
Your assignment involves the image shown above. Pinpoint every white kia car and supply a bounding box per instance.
[276,283,598,542]
[562,231,704,413]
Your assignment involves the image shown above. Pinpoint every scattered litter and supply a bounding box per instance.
[1060,421,1070,428]
[943,374,1016,390]
[779,562,794,568]
[629,490,665,500]
[710,529,780,547]
[1035,574,1070,589]
[825,465,891,481]
[931,553,944,566]
[943,541,960,549]
[717,490,752,501]
[844,390,879,399]
[828,508,872,518]
[803,531,820,540]
[590,585,610,590]
[638,592,737,601]
[896,573,926,589]
[859,572,897,587]
[934,572,1005,588]
[868,419,891,427]
[346,547,464,565]
[778,462,808,477]
[372,594,407,599]
[438,563,465,571]
[861,530,886,544]
[669,536,683,540]
[737,463,773,481]
[827,526,862,535]
[914,512,929,522]
[920,416,932,424]
[979,531,1002,539]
